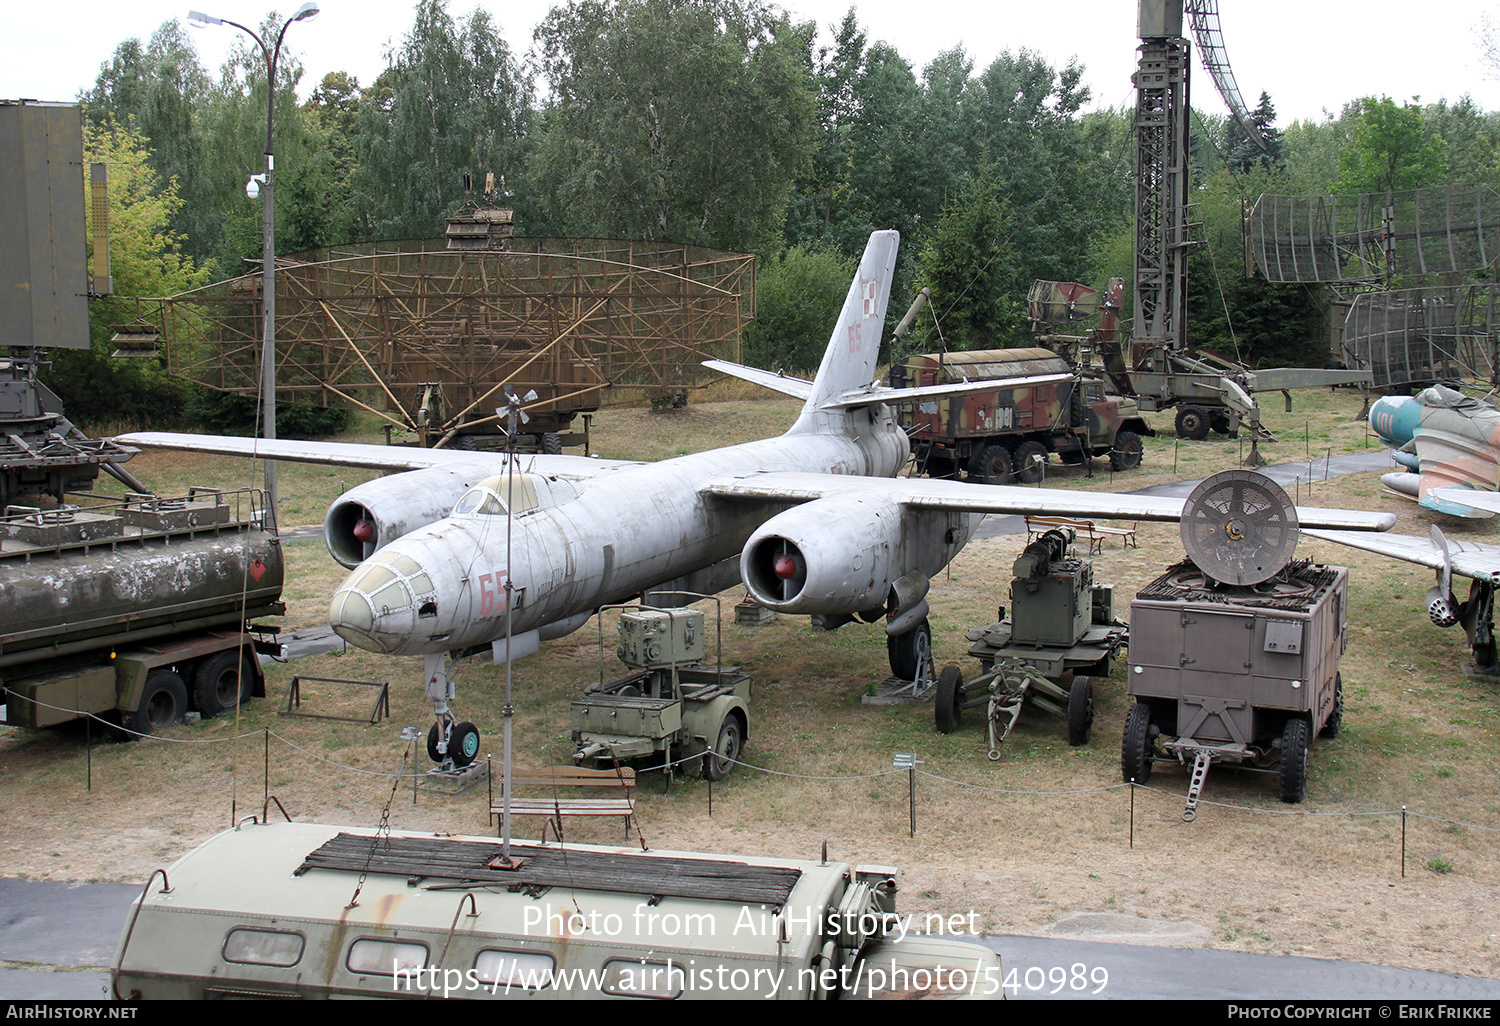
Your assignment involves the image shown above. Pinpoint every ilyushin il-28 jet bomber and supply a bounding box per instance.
[120,231,1394,762]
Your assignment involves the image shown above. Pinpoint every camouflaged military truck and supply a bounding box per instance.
[889,349,1154,483]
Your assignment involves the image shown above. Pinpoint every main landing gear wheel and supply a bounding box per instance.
[125,670,187,737]
[192,650,254,718]
[934,664,965,734]
[1121,703,1154,784]
[1175,405,1210,441]
[1066,675,1094,746]
[704,715,743,781]
[887,618,932,681]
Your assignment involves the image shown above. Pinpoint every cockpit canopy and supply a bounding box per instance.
[451,473,575,517]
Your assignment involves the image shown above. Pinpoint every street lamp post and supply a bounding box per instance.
[189,3,319,518]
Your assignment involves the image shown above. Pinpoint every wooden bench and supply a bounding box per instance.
[490,765,637,840]
[1025,515,1138,555]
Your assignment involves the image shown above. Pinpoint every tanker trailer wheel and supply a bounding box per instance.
[934,664,965,734]
[1174,405,1210,441]
[192,650,255,717]
[1013,441,1049,483]
[449,721,481,768]
[704,713,744,781]
[1120,702,1154,784]
[1066,675,1095,746]
[887,618,932,681]
[1279,717,1310,804]
[125,670,188,737]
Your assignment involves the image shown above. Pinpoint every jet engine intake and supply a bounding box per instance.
[742,494,901,614]
[324,466,487,567]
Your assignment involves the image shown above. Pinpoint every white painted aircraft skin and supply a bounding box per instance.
[118,230,1395,682]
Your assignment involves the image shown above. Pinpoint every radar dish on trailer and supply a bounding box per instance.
[1179,470,1300,586]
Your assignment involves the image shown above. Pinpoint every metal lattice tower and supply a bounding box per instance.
[1133,2,1193,352]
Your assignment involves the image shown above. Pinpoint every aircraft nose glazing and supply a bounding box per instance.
[328,551,441,654]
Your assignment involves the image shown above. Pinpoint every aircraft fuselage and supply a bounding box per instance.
[328,407,913,657]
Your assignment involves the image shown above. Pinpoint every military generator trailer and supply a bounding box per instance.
[572,603,750,780]
[933,527,1127,758]
[888,348,1154,484]
[111,820,1004,1000]
[0,489,284,736]
[1121,471,1349,820]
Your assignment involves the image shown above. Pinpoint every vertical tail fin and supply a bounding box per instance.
[794,230,900,423]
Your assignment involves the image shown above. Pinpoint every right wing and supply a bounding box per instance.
[705,470,1397,531]
[114,432,639,478]
[1304,528,1500,582]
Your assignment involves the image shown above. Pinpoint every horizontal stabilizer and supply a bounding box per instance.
[701,361,812,400]
[821,372,1074,411]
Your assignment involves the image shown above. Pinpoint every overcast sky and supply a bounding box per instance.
[2,1,1497,126]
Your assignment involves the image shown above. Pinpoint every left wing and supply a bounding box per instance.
[704,470,1397,531]
[114,432,639,478]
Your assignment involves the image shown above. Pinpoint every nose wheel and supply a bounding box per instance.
[427,716,481,768]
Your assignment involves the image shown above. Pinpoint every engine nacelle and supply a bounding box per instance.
[741,494,903,615]
[324,464,491,567]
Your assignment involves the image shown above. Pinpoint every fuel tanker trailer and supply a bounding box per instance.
[0,488,284,735]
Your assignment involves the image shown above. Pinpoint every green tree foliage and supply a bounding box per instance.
[531,0,815,251]
[46,120,211,428]
[1335,96,1446,195]
[785,11,923,260]
[914,168,1022,349]
[1224,92,1284,175]
[198,11,327,272]
[1186,168,1325,367]
[741,247,853,371]
[356,0,531,240]
[81,21,216,265]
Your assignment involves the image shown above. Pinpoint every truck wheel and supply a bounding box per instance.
[125,670,188,737]
[1110,430,1143,471]
[1121,703,1154,783]
[1067,675,1094,746]
[1210,412,1233,435]
[1280,717,1311,803]
[1013,441,1049,483]
[704,714,743,780]
[192,650,255,718]
[542,433,564,455]
[450,721,481,767]
[970,444,1012,485]
[1174,405,1210,441]
[1319,673,1343,739]
[935,664,965,734]
[887,618,932,681]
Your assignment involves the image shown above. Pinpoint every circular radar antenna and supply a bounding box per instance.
[1179,470,1300,586]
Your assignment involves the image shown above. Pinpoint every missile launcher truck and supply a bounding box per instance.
[0,488,284,736]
